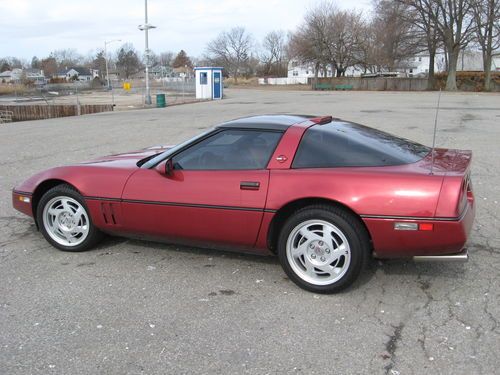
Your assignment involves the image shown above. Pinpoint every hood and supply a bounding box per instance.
[80,145,173,167]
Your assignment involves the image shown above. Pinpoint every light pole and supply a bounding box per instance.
[104,39,121,90]
[138,0,156,105]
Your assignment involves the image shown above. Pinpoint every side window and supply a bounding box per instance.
[173,129,282,170]
[292,123,430,168]
[200,72,208,85]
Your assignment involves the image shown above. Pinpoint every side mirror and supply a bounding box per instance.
[165,158,174,176]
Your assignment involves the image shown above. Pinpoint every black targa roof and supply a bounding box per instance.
[218,115,317,131]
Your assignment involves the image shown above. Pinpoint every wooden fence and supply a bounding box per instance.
[0,110,13,123]
[0,104,114,122]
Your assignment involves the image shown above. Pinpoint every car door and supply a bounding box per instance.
[121,129,283,248]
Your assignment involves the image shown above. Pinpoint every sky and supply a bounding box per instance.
[0,0,372,61]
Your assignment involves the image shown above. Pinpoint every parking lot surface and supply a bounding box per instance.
[1,89,499,374]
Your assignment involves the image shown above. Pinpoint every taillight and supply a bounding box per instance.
[466,178,473,200]
[458,174,471,214]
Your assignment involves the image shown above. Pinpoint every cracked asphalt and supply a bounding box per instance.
[1,89,499,374]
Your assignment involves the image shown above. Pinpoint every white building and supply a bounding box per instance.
[395,50,498,76]
[0,68,22,83]
[0,68,46,85]
[194,67,223,100]
[287,60,364,80]
[55,67,99,81]
[25,69,47,85]
[287,51,499,81]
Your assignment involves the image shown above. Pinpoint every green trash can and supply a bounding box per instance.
[156,93,166,108]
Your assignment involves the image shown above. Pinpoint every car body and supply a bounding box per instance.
[12,115,475,292]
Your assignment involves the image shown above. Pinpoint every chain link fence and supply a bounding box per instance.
[0,77,197,118]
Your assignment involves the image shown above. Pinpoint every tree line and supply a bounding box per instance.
[203,0,499,90]
[1,0,499,90]
[0,46,194,82]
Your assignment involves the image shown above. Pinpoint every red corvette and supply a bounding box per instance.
[12,115,474,293]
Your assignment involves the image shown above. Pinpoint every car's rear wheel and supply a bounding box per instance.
[278,205,369,293]
[37,184,103,251]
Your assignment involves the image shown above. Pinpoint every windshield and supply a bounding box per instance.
[139,128,215,168]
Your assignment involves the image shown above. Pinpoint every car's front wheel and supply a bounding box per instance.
[37,184,103,251]
[278,205,369,293]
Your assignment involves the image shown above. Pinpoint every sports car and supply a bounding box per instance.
[12,115,475,293]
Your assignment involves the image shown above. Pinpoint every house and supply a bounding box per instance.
[25,69,47,85]
[55,67,99,81]
[0,68,22,83]
[150,65,174,79]
[493,56,500,71]
[288,50,498,82]
[105,69,120,82]
[287,60,363,80]
[400,50,499,76]
[0,70,13,83]
[0,68,47,85]
[173,66,194,78]
[288,60,333,79]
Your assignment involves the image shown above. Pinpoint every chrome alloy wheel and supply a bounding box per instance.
[286,220,351,286]
[42,196,90,247]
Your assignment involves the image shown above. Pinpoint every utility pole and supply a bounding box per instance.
[104,39,121,107]
[138,0,156,105]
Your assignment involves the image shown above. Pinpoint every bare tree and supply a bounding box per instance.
[472,0,500,90]
[416,0,475,90]
[206,27,253,83]
[159,51,174,67]
[305,2,338,77]
[50,48,83,69]
[356,23,380,73]
[371,1,422,72]
[260,30,288,76]
[289,2,339,82]
[0,57,24,71]
[401,0,441,89]
[40,57,58,77]
[288,25,323,82]
[290,1,415,79]
[327,10,366,76]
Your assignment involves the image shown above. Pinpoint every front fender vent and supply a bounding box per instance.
[100,202,118,225]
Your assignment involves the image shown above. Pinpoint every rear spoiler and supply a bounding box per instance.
[430,149,472,176]
[310,116,333,125]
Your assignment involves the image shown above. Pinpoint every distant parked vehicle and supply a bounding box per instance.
[361,72,409,78]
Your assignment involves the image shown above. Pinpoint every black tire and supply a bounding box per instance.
[277,205,370,294]
[36,184,104,252]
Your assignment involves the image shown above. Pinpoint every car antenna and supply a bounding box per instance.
[430,89,442,175]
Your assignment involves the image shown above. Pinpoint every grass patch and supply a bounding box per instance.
[0,84,28,96]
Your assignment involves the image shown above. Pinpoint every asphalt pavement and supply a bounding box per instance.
[1,88,499,374]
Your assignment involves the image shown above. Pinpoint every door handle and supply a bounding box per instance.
[240,181,260,190]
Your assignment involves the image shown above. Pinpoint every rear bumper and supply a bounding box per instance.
[364,198,475,258]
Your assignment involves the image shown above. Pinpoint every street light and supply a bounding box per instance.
[104,39,121,90]
[138,0,156,105]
